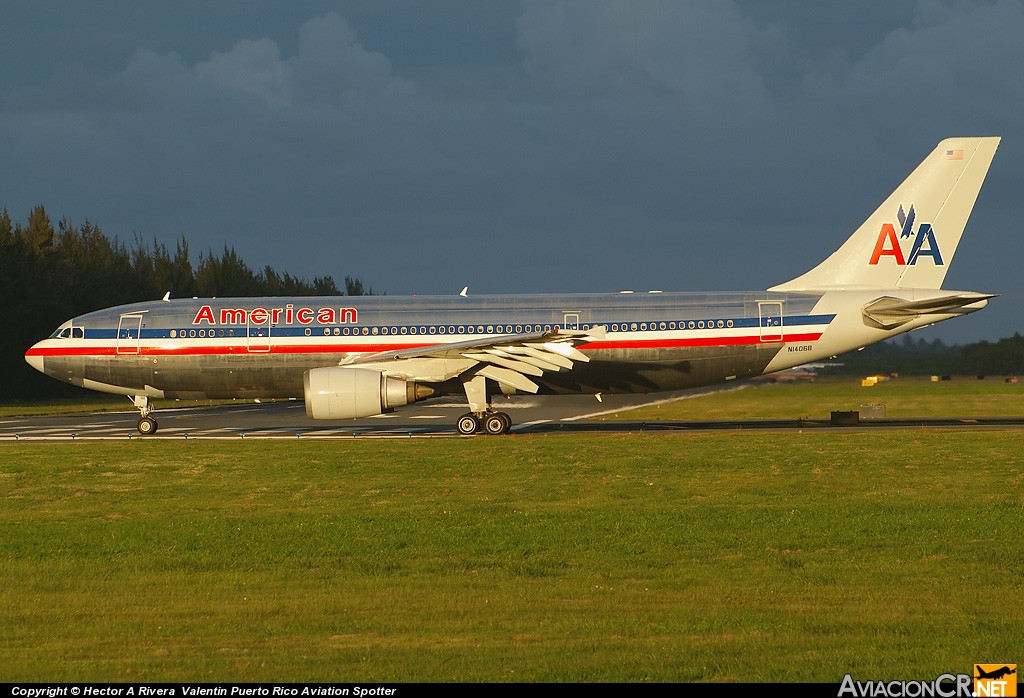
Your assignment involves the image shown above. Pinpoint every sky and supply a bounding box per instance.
[2,0,1022,343]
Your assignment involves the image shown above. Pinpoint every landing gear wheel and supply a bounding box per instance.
[137,416,158,435]
[483,412,512,435]
[456,413,480,435]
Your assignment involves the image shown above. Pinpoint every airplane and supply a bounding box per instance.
[975,666,1016,681]
[24,137,1000,435]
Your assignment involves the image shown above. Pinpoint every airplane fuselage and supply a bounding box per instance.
[27,290,840,400]
[27,287,986,403]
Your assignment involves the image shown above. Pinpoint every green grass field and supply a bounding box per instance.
[602,376,1024,421]
[2,433,1022,682]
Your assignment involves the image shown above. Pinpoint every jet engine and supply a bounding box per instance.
[303,367,433,419]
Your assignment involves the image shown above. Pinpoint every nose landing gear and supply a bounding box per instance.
[132,395,159,435]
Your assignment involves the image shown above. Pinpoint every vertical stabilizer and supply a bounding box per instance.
[771,137,999,291]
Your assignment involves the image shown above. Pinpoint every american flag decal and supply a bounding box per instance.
[946,148,963,160]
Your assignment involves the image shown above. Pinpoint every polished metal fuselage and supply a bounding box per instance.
[28,291,829,400]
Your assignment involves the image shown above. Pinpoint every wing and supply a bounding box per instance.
[345,326,607,393]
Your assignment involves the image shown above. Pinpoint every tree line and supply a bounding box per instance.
[821,333,1024,378]
[1,205,371,400]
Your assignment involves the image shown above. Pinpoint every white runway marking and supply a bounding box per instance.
[512,419,551,431]
[560,385,750,421]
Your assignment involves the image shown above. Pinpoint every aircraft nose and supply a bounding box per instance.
[25,349,44,373]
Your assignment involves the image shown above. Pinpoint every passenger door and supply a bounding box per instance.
[116,313,144,355]
[758,301,784,342]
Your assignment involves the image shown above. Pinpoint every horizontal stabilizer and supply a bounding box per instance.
[862,293,995,330]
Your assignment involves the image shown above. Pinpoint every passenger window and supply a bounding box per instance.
[305,328,312,336]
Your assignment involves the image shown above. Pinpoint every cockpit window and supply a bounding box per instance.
[52,325,86,339]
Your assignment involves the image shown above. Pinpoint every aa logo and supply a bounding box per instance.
[868,203,944,267]
[975,664,1017,697]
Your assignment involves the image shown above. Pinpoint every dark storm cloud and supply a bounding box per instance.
[1,0,1022,341]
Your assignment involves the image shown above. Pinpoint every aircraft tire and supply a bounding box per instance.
[483,413,509,435]
[137,416,158,435]
[456,413,480,435]
[497,412,512,433]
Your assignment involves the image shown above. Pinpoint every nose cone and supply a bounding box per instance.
[25,347,44,373]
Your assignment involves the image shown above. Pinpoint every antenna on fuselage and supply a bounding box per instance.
[161,291,171,302]
[459,286,469,297]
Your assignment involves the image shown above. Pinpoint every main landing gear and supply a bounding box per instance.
[456,411,512,436]
[457,375,513,435]
[132,395,158,435]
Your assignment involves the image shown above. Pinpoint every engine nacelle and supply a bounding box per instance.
[303,367,430,419]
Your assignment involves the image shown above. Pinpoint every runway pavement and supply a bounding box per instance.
[0,387,741,440]
[3,384,1023,441]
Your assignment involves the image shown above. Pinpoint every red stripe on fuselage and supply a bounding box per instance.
[25,333,824,358]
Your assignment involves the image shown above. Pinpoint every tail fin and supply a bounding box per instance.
[771,137,1000,292]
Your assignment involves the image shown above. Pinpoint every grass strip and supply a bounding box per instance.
[1,433,1021,682]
